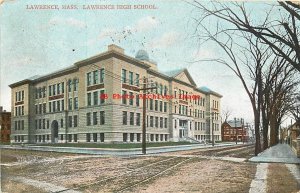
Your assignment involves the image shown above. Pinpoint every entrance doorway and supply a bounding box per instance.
[51,120,59,143]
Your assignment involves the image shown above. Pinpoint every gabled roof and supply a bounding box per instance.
[162,68,197,86]
[226,120,243,128]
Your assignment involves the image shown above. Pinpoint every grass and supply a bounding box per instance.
[29,141,196,149]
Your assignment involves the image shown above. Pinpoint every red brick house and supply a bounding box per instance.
[221,119,249,142]
[0,107,11,143]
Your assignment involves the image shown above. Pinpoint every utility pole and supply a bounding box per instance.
[212,112,214,147]
[234,117,237,145]
[137,77,156,154]
[241,118,244,144]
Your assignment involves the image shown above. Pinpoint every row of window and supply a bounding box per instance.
[49,82,65,97]
[122,111,141,126]
[122,69,139,86]
[148,80,168,96]
[35,119,49,130]
[14,120,24,130]
[14,135,24,142]
[87,69,105,86]
[35,103,46,114]
[15,90,24,102]
[86,111,105,126]
[212,123,220,131]
[147,99,168,112]
[35,87,46,99]
[87,90,105,106]
[145,115,168,128]
[212,100,219,109]
[14,106,24,116]
[195,122,206,131]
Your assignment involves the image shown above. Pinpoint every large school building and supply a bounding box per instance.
[10,44,222,144]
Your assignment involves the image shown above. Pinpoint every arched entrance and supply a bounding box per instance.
[51,120,59,143]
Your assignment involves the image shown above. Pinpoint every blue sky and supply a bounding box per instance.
[0,0,280,124]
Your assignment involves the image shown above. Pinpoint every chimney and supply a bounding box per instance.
[0,106,3,113]
[108,44,124,54]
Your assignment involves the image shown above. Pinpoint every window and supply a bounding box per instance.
[164,86,167,95]
[62,100,64,111]
[160,117,163,128]
[164,102,167,112]
[52,101,56,112]
[130,133,134,142]
[49,102,52,112]
[155,100,158,111]
[164,118,167,128]
[87,93,91,106]
[57,83,61,94]
[93,133,97,142]
[43,103,46,113]
[100,90,105,104]
[136,73,139,86]
[61,119,63,128]
[129,71,133,85]
[74,79,79,91]
[155,117,158,128]
[15,121,18,130]
[39,104,42,114]
[68,98,72,110]
[62,82,64,93]
[57,100,60,111]
[39,119,41,129]
[136,113,140,126]
[68,79,72,92]
[150,116,154,127]
[122,69,127,83]
[53,84,56,95]
[93,91,98,105]
[137,133,141,142]
[93,112,98,125]
[47,120,49,129]
[42,119,45,129]
[100,68,104,83]
[93,70,98,84]
[123,133,127,142]
[100,111,105,125]
[69,116,72,127]
[122,111,127,125]
[61,134,64,141]
[129,92,133,105]
[87,72,91,86]
[122,90,127,105]
[86,112,91,126]
[86,133,91,142]
[150,99,153,110]
[136,94,140,106]
[74,115,78,127]
[74,134,77,142]
[74,97,78,109]
[160,84,163,95]
[21,90,24,100]
[159,101,163,112]
[130,112,134,125]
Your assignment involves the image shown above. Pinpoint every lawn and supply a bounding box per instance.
[29,141,196,149]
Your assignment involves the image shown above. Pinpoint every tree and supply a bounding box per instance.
[222,108,232,123]
[189,1,300,72]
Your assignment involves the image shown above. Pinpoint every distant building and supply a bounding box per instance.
[221,119,248,142]
[0,106,11,143]
[289,121,300,141]
[9,44,222,144]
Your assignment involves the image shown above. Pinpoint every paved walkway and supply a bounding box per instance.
[0,142,237,156]
[249,144,300,164]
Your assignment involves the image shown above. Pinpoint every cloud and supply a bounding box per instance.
[191,49,216,61]
[88,16,159,45]
[134,16,159,32]
[149,31,181,49]
[49,16,86,28]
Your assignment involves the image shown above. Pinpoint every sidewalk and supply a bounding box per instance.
[249,144,300,164]
[0,142,236,156]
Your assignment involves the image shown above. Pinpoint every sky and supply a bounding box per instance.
[0,0,286,126]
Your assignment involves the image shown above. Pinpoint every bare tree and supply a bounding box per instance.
[189,1,300,72]
[222,108,232,123]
